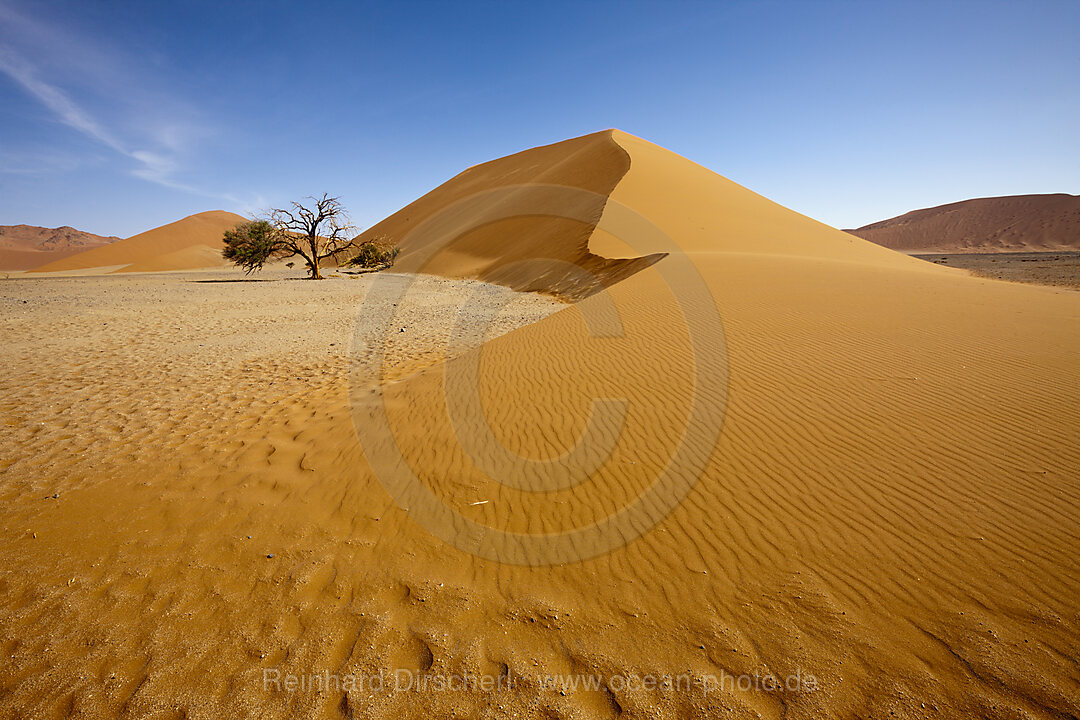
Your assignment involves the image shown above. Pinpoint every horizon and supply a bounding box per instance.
[2,0,1078,238]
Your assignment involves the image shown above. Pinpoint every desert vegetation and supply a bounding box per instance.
[342,237,400,271]
[222,194,396,279]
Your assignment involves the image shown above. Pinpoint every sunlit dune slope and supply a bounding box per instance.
[30,210,245,273]
[602,130,942,269]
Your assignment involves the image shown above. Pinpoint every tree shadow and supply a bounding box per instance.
[192,276,323,283]
[192,278,280,283]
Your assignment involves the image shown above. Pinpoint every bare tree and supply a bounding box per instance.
[268,194,358,279]
[223,194,362,279]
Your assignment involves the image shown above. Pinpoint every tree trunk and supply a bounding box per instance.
[308,237,322,279]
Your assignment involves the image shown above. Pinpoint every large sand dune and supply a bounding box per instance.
[846,193,1080,252]
[29,210,245,273]
[2,131,1079,719]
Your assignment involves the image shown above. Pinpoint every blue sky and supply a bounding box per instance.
[1,0,1077,237]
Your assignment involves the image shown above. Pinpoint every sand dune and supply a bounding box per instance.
[353,132,664,300]
[0,224,120,271]
[846,193,1080,252]
[2,131,1079,719]
[360,130,934,300]
[29,210,245,273]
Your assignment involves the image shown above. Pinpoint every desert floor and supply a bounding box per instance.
[0,269,567,718]
[913,251,1080,289]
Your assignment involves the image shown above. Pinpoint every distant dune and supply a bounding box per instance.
[29,210,246,273]
[846,193,1080,252]
[0,224,120,271]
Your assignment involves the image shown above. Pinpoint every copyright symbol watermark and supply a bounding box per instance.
[348,183,728,565]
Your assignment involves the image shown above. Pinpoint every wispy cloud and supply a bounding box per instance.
[0,44,127,154]
[0,1,251,207]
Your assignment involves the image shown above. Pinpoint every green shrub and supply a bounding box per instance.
[221,220,284,274]
[345,239,401,270]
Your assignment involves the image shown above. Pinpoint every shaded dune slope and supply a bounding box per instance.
[846,193,1080,252]
[352,131,665,300]
[30,210,245,273]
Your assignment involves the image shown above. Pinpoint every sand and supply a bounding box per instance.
[846,193,1080,253]
[2,131,1079,719]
